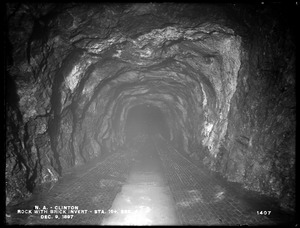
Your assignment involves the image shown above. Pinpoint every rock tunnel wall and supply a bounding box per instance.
[5,3,295,211]
[212,5,296,210]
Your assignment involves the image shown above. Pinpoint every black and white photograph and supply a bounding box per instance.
[4,2,297,226]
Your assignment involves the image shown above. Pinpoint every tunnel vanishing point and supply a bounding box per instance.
[5,3,296,225]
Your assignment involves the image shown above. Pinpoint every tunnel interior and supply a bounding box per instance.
[5,3,296,226]
[124,104,170,143]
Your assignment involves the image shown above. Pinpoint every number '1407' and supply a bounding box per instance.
[257,211,271,215]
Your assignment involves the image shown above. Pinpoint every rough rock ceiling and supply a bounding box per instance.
[8,3,241,163]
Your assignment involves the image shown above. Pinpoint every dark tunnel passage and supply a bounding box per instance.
[5,3,296,226]
[124,104,170,142]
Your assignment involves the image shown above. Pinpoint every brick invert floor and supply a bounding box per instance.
[6,151,135,225]
[154,136,292,226]
[6,136,295,225]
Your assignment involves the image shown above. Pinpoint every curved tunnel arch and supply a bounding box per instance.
[5,3,296,219]
[87,70,217,159]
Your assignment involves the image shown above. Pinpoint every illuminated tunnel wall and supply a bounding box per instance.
[5,3,295,212]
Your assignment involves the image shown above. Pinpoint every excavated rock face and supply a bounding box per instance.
[5,3,295,211]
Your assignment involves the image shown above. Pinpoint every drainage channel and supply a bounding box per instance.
[102,137,179,225]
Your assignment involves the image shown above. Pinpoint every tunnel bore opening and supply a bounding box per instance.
[5,3,296,225]
[124,104,170,145]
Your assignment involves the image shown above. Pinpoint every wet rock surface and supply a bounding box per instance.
[5,2,296,221]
